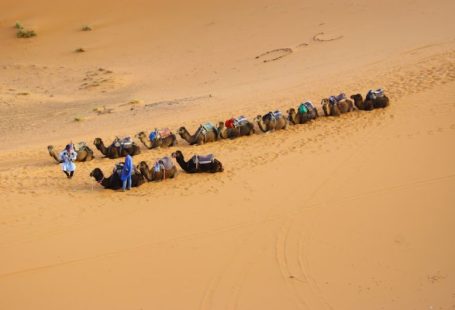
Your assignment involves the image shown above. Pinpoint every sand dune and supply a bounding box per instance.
[0,0,454,309]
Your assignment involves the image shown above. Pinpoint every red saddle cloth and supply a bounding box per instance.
[225,118,235,129]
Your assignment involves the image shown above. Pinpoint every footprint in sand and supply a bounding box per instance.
[255,48,293,63]
[312,32,344,42]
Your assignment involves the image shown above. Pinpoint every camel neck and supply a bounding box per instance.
[176,155,190,172]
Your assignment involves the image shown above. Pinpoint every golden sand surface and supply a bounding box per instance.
[0,0,454,309]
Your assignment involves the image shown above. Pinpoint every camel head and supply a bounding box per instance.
[93,137,103,146]
[321,98,330,106]
[254,115,262,123]
[178,127,187,136]
[171,150,183,159]
[47,145,54,152]
[350,94,363,109]
[89,168,103,181]
[135,131,146,139]
[218,121,225,129]
[350,94,362,102]
[138,161,149,171]
[287,108,296,124]
[287,108,296,116]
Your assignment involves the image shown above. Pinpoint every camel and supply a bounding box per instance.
[287,102,319,125]
[287,108,311,124]
[350,93,389,111]
[321,98,341,116]
[47,144,94,163]
[138,158,177,181]
[178,124,218,145]
[254,111,288,132]
[93,137,141,159]
[135,131,177,149]
[171,150,223,173]
[321,98,354,117]
[89,167,145,190]
[217,120,255,139]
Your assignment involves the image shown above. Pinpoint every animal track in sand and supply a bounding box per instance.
[255,32,342,64]
[312,32,343,42]
[79,68,117,91]
[255,48,293,63]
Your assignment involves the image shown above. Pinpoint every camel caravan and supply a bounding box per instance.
[48,89,389,190]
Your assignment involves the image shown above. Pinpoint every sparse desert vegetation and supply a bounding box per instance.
[81,25,92,31]
[14,21,36,38]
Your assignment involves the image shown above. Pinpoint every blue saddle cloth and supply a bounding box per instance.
[367,88,384,100]
[149,131,158,142]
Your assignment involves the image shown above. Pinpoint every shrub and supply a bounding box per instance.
[16,28,36,38]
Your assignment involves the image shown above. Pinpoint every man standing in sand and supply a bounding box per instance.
[60,144,77,179]
[121,154,133,191]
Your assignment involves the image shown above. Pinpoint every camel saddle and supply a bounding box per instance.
[191,154,214,166]
[114,162,124,176]
[113,136,134,149]
[201,122,215,132]
[366,88,385,100]
[264,111,282,121]
[329,93,347,105]
[73,141,87,152]
[303,101,315,110]
[153,156,174,172]
[234,116,248,127]
[198,122,216,136]
[149,128,172,142]
[225,116,248,128]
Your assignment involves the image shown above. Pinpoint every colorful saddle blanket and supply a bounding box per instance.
[366,88,385,100]
[298,103,308,114]
[149,128,172,142]
[113,136,134,149]
[225,116,249,128]
[329,93,347,105]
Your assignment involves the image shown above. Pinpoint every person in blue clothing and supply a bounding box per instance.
[60,144,77,179]
[121,154,133,191]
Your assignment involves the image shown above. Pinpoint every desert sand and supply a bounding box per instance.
[0,0,454,309]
